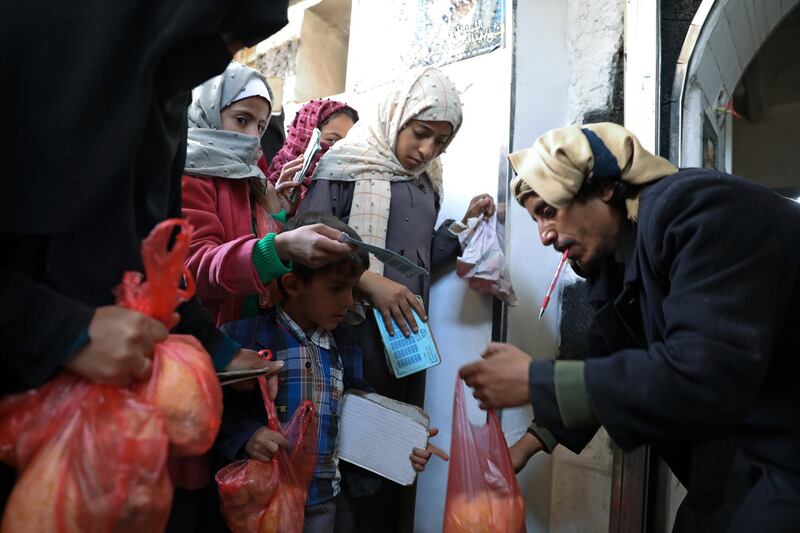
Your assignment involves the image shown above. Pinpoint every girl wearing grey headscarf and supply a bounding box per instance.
[182,62,290,327]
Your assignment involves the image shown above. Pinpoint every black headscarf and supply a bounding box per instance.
[0,0,289,391]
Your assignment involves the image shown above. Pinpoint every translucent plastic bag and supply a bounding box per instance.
[118,219,222,456]
[216,375,318,533]
[114,218,195,329]
[443,377,526,533]
[456,215,518,306]
[0,383,52,467]
[0,375,172,533]
[0,219,219,531]
[133,334,222,456]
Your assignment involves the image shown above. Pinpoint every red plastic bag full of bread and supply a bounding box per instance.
[443,377,526,533]
[216,375,318,533]
[0,383,54,467]
[117,219,222,456]
[0,219,219,531]
[132,333,221,456]
[1,374,172,533]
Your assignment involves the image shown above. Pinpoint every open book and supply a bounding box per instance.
[336,390,429,486]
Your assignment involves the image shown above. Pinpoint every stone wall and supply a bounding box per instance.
[254,39,299,79]
[566,0,625,125]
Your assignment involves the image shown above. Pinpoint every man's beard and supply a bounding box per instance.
[571,241,615,279]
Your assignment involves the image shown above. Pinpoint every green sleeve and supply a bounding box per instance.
[526,421,558,453]
[554,360,599,427]
[270,209,287,224]
[252,233,292,283]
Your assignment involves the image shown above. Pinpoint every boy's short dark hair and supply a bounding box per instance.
[281,211,369,281]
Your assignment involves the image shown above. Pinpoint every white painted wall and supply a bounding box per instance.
[503,1,568,529]
[625,0,660,149]
[416,51,513,533]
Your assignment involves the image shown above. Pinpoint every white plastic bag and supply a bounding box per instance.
[456,215,517,306]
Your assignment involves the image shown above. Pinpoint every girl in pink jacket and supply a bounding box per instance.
[182,62,296,326]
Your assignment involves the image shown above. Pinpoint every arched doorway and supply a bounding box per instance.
[731,6,800,197]
[670,0,799,170]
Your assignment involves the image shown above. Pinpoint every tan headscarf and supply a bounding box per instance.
[312,67,463,274]
[508,123,677,221]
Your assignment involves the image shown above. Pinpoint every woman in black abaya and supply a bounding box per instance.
[0,0,289,527]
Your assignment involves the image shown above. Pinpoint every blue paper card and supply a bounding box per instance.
[372,306,441,378]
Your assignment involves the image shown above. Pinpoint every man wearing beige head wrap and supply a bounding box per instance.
[460,123,800,531]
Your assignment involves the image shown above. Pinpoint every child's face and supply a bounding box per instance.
[394,119,453,170]
[220,96,271,138]
[320,113,355,146]
[283,268,363,331]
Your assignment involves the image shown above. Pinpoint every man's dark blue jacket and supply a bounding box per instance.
[529,169,800,530]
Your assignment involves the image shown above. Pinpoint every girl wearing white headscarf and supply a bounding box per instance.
[182,62,296,327]
[302,66,493,406]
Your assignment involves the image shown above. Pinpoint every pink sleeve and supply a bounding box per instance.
[181,175,268,300]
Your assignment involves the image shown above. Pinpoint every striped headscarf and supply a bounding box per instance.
[266,99,358,190]
[509,123,678,221]
[311,67,463,274]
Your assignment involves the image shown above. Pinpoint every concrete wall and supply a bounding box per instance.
[249,0,351,109]
[566,1,624,124]
[294,1,350,102]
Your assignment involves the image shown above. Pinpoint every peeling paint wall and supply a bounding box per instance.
[566,0,625,124]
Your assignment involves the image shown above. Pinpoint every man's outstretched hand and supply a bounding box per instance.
[459,342,533,410]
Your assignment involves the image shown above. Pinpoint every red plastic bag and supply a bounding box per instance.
[118,219,222,456]
[0,374,92,470]
[0,384,54,467]
[216,375,318,533]
[115,218,195,329]
[133,334,222,456]
[1,374,172,533]
[0,219,219,531]
[443,377,526,533]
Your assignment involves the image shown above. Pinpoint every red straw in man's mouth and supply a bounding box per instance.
[538,248,570,319]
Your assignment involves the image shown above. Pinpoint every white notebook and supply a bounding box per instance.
[335,391,429,486]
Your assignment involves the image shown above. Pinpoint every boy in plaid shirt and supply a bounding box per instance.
[217,212,445,532]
